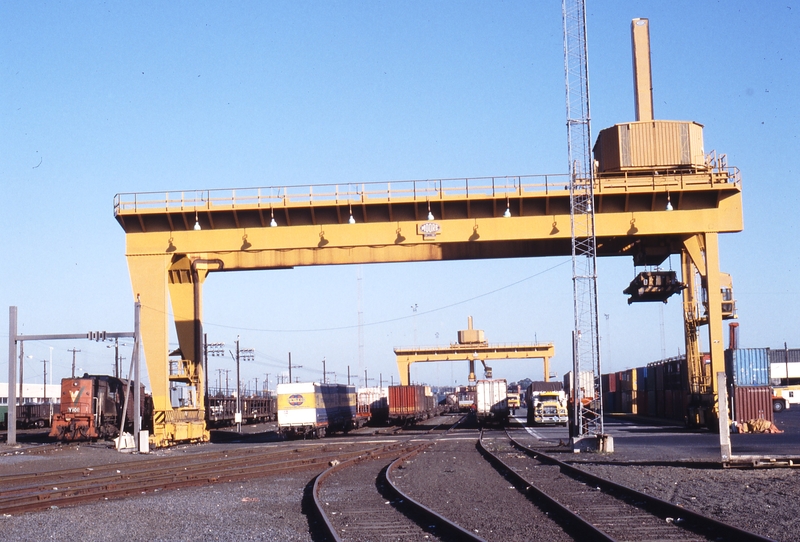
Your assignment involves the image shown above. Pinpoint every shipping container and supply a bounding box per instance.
[603,392,616,413]
[475,379,509,425]
[731,386,774,425]
[357,387,389,425]
[563,371,594,399]
[647,390,657,418]
[725,348,770,387]
[637,389,649,417]
[593,120,706,174]
[619,369,636,392]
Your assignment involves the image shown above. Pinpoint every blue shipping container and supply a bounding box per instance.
[725,348,770,387]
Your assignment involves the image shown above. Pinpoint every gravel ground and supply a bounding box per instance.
[576,461,798,542]
[391,437,573,542]
[3,422,800,542]
[0,469,318,542]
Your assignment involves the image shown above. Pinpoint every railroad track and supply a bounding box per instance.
[0,442,386,515]
[313,414,481,541]
[478,429,775,542]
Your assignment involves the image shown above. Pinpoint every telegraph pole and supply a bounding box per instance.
[230,338,254,433]
[322,357,326,384]
[114,338,120,378]
[69,348,81,378]
[288,352,302,383]
[41,359,48,401]
[235,338,241,432]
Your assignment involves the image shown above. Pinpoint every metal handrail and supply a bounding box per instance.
[113,174,568,215]
[113,167,740,216]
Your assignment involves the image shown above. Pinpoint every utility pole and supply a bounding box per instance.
[235,338,241,432]
[411,304,418,346]
[204,336,224,402]
[224,369,230,395]
[264,373,270,395]
[69,348,81,378]
[379,373,383,387]
[230,338,254,433]
[288,352,302,383]
[322,357,326,384]
[41,359,48,401]
[114,338,119,378]
[347,365,351,385]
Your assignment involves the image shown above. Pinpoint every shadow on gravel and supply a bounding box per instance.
[0,429,56,444]
[208,429,282,444]
[302,477,333,542]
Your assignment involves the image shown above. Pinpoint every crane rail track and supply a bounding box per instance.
[0,442,387,516]
[478,429,775,542]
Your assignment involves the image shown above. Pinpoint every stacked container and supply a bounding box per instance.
[725,348,773,425]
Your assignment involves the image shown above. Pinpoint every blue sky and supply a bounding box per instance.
[2,1,798,392]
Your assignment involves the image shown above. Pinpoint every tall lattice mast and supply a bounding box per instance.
[562,0,603,438]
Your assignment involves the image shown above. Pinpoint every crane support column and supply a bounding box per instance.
[127,253,209,447]
[681,233,727,428]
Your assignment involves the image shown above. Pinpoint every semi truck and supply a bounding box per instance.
[526,381,568,426]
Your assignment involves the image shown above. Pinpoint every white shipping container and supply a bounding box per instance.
[475,379,509,423]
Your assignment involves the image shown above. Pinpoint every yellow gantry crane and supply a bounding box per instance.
[393,317,555,386]
[115,20,742,448]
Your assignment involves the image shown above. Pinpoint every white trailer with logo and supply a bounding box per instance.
[475,379,509,426]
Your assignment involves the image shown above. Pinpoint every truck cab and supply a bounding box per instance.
[772,386,800,412]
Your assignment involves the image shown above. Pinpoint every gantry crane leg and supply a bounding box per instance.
[127,253,209,447]
[681,233,726,429]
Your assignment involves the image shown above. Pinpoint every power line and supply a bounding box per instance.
[201,258,571,334]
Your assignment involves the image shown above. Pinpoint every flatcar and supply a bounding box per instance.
[18,402,58,428]
[50,374,152,441]
[387,385,438,425]
[277,382,357,439]
[206,395,276,427]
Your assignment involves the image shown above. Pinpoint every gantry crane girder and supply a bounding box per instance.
[116,170,741,446]
[393,343,555,386]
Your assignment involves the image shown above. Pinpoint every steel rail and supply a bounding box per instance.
[505,430,776,541]
[478,430,775,542]
[311,418,473,542]
[384,444,487,542]
[478,430,611,541]
[312,443,432,542]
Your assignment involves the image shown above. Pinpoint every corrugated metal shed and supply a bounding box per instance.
[593,120,706,173]
[725,348,770,386]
